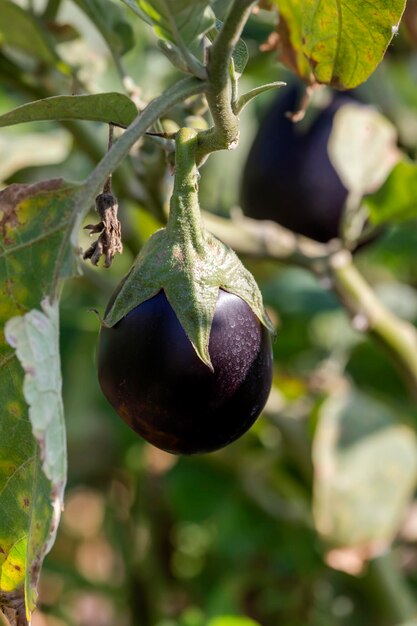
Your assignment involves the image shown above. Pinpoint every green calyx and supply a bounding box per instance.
[104,126,274,369]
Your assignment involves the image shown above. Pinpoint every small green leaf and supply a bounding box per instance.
[208,19,248,78]
[313,389,417,549]
[235,82,286,114]
[365,160,417,226]
[0,93,138,129]
[0,0,61,66]
[73,0,134,58]
[302,0,407,88]
[231,36,249,78]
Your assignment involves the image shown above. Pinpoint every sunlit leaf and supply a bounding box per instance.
[365,159,417,225]
[302,0,406,88]
[313,389,417,549]
[0,93,138,129]
[272,0,406,88]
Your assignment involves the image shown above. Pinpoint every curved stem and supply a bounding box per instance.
[197,0,257,161]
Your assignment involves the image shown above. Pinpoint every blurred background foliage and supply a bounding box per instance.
[2,0,417,625]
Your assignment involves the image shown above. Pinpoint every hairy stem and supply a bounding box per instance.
[167,128,205,252]
[197,0,257,161]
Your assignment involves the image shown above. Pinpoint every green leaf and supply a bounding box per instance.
[0,179,80,620]
[313,389,417,549]
[235,82,286,115]
[272,0,406,88]
[365,160,417,226]
[302,0,406,88]
[231,35,248,78]
[0,93,138,129]
[0,0,63,67]
[127,0,215,53]
[208,19,248,79]
[73,0,134,58]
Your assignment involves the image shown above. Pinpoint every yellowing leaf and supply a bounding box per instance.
[302,0,406,88]
[0,179,80,621]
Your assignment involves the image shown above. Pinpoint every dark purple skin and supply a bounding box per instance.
[97,288,273,454]
[240,85,360,243]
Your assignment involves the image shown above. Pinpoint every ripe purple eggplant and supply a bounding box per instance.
[97,288,273,454]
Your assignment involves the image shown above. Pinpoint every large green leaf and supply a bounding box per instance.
[313,389,417,549]
[0,179,80,622]
[365,159,417,226]
[273,0,406,88]
[0,93,138,129]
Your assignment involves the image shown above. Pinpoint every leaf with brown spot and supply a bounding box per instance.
[0,179,80,621]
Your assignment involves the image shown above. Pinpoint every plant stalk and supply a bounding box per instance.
[329,250,417,401]
[197,0,257,161]
[167,127,205,252]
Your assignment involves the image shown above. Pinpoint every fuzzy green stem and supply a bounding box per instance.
[197,0,256,162]
[166,127,205,252]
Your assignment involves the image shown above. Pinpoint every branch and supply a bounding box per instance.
[329,250,417,401]
[202,209,333,268]
[197,0,257,161]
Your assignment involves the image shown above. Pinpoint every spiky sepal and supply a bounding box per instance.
[103,127,274,369]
